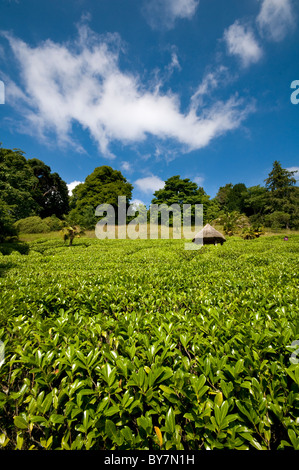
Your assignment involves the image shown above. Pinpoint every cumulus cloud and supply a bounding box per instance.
[67,180,84,195]
[120,161,132,173]
[224,21,263,67]
[134,175,165,194]
[143,0,199,30]
[257,0,295,42]
[286,166,299,180]
[131,198,147,209]
[3,25,254,159]
[194,175,205,187]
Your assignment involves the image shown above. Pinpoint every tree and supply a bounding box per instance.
[151,175,210,224]
[264,161,296,195]
[227,183,248,212]
[265,211,291,230]
[288,186,299,229]
[216,183,248,213]
[216,211,250,235]
[243,185,268,216]
[215,183,233,209]
[205,199,222,224]
[28,158,69,218]
[264,161,298,228]
[68,166,133,229]
[0,147,39,221]
[0,200,18,242]
[0,147,69,234]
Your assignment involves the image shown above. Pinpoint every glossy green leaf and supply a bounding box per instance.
[165,407,175,434]
[14,415,28,430]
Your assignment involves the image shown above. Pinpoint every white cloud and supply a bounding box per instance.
[67,180,84,195]
[191,66,231,108]
[3,25,254,159]
[194,175,205,187]
[131,198,147,209]
[143,0,199,30]
[120,161,132,172]
[134,175,165,194]
[165,50,181,78]
[286,166,299,180]
[224,21,263,67]
[257,0,295,42]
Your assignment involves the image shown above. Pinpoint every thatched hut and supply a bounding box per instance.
[192,223,226,245]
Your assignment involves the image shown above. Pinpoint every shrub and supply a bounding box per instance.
[67,206,96,230]
[0,241,29,255]
[43,215,65,232]
[265,211,290,229]
[14,216,51,234]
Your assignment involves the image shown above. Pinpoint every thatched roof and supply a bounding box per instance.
[192,223,226,244]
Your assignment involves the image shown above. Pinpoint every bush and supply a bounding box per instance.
[43,215,65,232]
[0,241,29,255]
[67,206,96,230]
[265,211,290,229]
[14,216,50,234]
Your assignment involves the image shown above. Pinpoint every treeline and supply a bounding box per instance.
[0,146,298,242]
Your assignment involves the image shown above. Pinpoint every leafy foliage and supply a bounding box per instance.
[0,235,298,450]
[60,226,85,246]
[28,158,69,219]
[0,148,39,221]
[68,166,133,229]
[14,215,65,234]
[263,161,298,229]
[214,162,299,229]
[0,148,69,241]
[151,175,210,225]
[216,211,249,235]
[14,216,51,234]
[0,200,18,242]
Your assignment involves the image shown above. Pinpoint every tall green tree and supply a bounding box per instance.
[0,147,39,221]
[0,199,18,242]
[264,161,296,195]
[68,166,133,229]
[152,175,209,205]
[151,175,210,223]
[215,183,233,209]
[264,161,298,228]
[242,185,268,225]
[216,183,248,213]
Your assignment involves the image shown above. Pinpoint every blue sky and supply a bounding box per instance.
[0,0,298,207]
